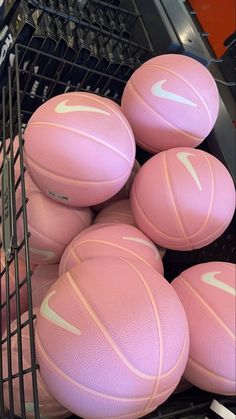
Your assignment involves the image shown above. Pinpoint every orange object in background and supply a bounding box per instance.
[188,0,235,57]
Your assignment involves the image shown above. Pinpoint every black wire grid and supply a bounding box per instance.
[0,1,235,418]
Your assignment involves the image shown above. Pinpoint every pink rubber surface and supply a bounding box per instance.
[59,223,164,275]
[16,171,92,264]
[24,92,136,207]
[31,264,59,307]
[93,159,141,212]
[172,261,236,395]
[36,257,189,418]
[121,54,219,153]
[131,147,235,250]
[94,199,136,227]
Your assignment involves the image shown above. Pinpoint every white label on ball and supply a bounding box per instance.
[47,190,70,202]
[201,272,236,296]
[177,152,202,191]
[151,80,197,107]
[29,247,55,262]
[55,100,110,115]
[41,291,82,335]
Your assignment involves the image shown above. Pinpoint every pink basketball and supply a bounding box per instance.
[172,262,236,395]
[131,147,235,250]
[93,159,141,212]
[36,257,189,418]
[59,223,164,275]
[31,264,59,307]
[121,54,219,153]
[94,199,136,227]
[24,92,136,207]
[0,251,31,333]
[2,310,70,418]
[16,171,92,264]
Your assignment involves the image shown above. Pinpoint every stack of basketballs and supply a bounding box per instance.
[2,54,235,419]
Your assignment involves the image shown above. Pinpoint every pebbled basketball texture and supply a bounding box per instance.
[131,147,235,250]
[172,261,236,395]
[59,223,164,276]
[36,257,189,418]
[121,54,219,153]
[16,171,92,265]
[94,199,136,227]
[24,92,136,207]
[31,264,59,307]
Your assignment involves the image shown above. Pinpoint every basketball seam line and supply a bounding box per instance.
[133,164,234,247]
[157,210,234,248]
[143,64,213,128]
[183,152,215,239]
[32,280,56,298]
[161,328,189,379]
[67,270,157,380]
[25,151,130,185]
[187,357,236,383]
[68,239,160,270]
[35,329,176,402]
[27,121,133,164]
[66,92,136,153]
[133,180,185,241]
[164,150,218,243]
[71,209,91,227]
[129,81,202,143]
[179,275,235,340]
[60,246,81,276]
[26,221,65,247]
[163,152,193,249]
[135,134,161,153]
[121,259,163,411]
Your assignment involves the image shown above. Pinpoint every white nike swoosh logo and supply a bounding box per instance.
[177,151,202,191]
[0,0,4,6]
[201,272,236,296]
[151,80,197,107]
[55,100,110,115]
[123,236,160,260]
[29,247,55,262]
[40,291,81,335]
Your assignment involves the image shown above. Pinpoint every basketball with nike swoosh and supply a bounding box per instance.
[2,310,70,418]
[24,92,136,207]
[121,54,219,153]
[59,223,164,276]
[16,170,93,265]
[131,147,235,250]
[172,262,236,395]
[36,257,189,418]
